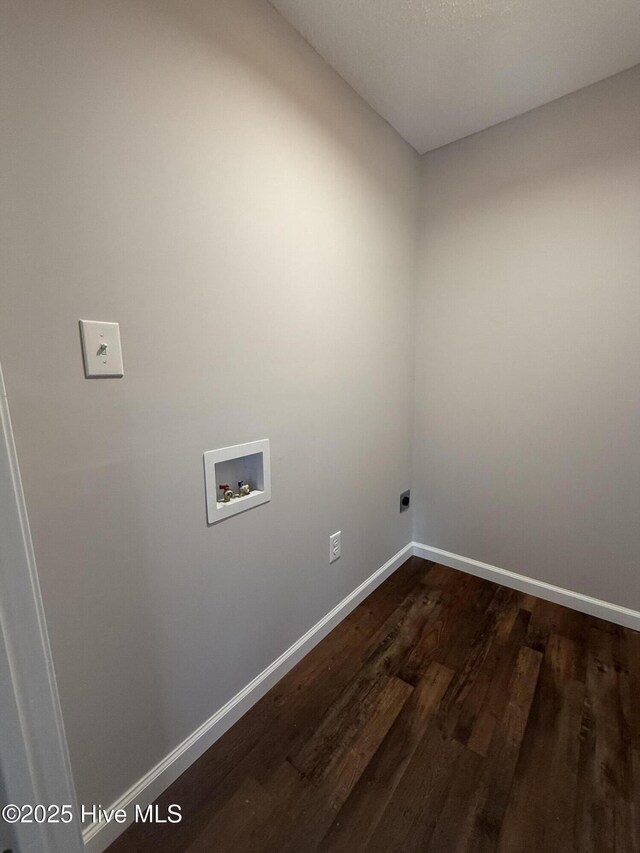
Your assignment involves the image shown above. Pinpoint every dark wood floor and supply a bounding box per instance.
[108,557,639,853]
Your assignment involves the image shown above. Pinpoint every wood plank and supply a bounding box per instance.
[517,593,538,613]
[446,645,542,853]
[497,633,585,853]
[255,677,413,853]
[627,628,640,853]
[575,625,635,853]
[325,675,414,808]
[290,587,438,783]
[319,662,454,852]
[398,569,488,685]
[183,776,273,853]
[526,597,589,662]
[366,725,482,853]
[434,581,505,673]
[462,608,531,756]
[439,587,519,723]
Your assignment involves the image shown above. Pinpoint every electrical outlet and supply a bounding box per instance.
[329,531,341,564]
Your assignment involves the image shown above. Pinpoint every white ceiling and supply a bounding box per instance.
[269,0,640,154]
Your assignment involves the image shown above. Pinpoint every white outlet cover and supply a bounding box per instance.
[329,531,341,564]
[79,320,124,378]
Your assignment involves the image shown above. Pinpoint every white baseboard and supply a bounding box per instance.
[411,542,640,632]
[82,542,414,852]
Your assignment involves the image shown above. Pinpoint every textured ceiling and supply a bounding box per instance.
[269,0,640,153]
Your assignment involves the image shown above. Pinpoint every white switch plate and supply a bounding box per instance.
[329,531,341,564]
[79,320,124,378]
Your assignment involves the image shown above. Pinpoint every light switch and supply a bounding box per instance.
[79,320,124,378]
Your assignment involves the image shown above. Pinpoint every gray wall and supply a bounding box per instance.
[0,0,418,810]
[4,0,640,823]
[413,66,640,609]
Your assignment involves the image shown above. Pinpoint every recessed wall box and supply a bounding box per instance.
[204,439,271,524]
